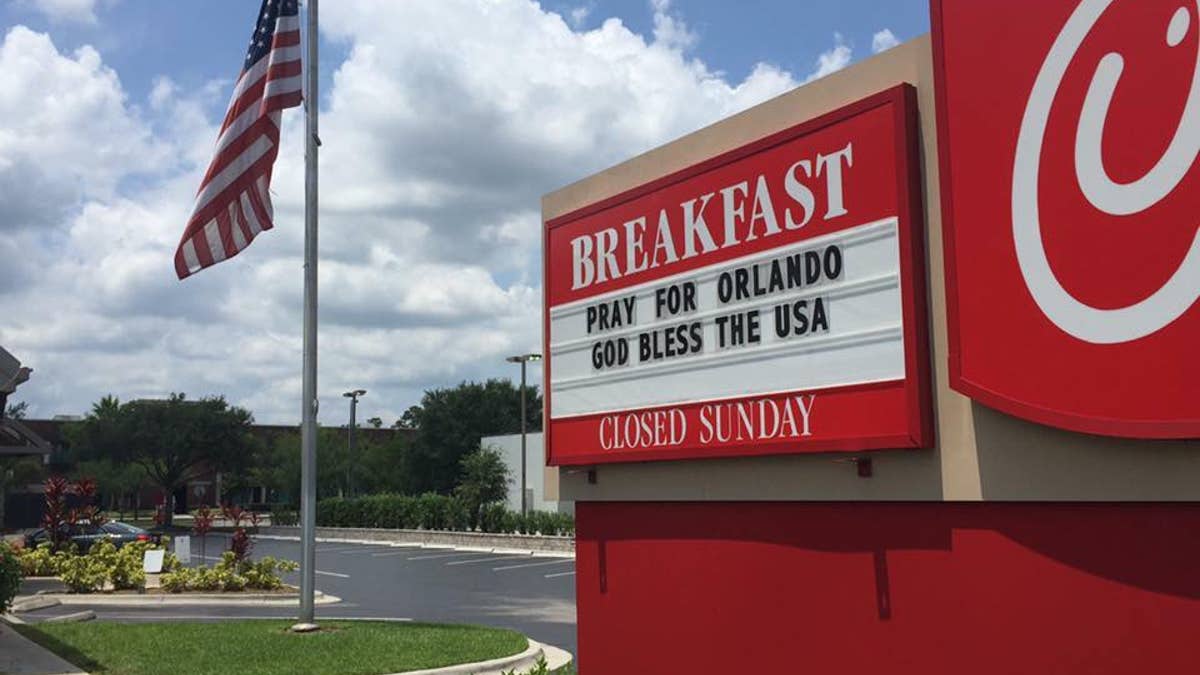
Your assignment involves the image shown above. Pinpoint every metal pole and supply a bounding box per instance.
[348,395,357,497]
[520,360,527,516]
[295,0,320,632]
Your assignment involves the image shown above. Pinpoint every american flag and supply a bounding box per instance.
[175,0,303,280]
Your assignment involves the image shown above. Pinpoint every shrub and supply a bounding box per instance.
[416,493,449,530]
[479,503,512,533]
[242,556,298,591]
[160,554,297,593]
[58,554,107,593]
[18,543,67,577]
[110,541,150,590]
[270,506,299,527]
[161,567,193,593]
[314,495,575,536]
[0,543,20,613]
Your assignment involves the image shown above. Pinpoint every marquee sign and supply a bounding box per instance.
[933,0,1200,437]
[543,86,932,465]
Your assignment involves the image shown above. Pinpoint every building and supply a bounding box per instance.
[480,432,572,514]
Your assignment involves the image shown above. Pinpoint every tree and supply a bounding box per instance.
[1,399,42,526]
[366,417,383,429]
[72,393,257,525]
[404,379,541,494]
[454,447,510,528]
[72,459,146,519]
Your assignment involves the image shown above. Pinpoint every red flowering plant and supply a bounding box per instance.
[228,528,254,563]
[193,505,215,562]
[68,477,106,529]
[220,503,246,528]
[41,476,71,550]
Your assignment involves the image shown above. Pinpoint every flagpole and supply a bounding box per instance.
[294,0,320,632]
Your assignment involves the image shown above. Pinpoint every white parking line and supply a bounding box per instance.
[492,559,574,571]
[444,555,529,566]
[371,549,416,558]
[196,554,349,579]
[316,569,351,578]
[544,571,576,578]
[407,551,495,561]
[317,547,371,554]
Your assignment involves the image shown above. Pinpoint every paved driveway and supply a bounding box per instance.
[16,533,578,656]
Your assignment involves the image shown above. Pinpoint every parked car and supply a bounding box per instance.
[24,521,159,552]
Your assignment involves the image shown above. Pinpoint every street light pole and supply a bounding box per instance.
[342,389,365,498]
[506,353,541,516]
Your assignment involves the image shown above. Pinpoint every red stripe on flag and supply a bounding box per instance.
[245,179,274,232]
[193,226,216,269]
[273,30,301,48]
[264,90,304,114]
[215,207,237,259]
[234,197,255,243]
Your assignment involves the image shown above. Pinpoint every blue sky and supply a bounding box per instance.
[2,1,930,120]
[0,0,931,423]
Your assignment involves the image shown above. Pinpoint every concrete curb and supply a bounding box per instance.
[11,596,61,613]
[13,589,342,608]
[252,534,576,560]
[256,526,575,555]
[393,638,572,675]
[43,610,95,623]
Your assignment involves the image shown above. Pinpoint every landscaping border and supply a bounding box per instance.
[12,589,341,608]
[256,526,574,555]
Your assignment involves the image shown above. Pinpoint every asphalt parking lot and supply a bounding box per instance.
[16,533,578,657]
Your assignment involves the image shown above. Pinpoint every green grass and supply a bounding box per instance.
[16,620,528,675]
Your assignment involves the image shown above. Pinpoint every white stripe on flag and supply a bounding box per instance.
[204,220,226,263]
[229,201,247,251]
[182,239,200,274]
[257,175,273,220]
[275,14,300,33]
[264,74,303,99]
[240,192,262,236]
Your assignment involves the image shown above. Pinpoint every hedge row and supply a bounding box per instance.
[314,493,574,536]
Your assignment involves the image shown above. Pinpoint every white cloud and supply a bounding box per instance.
[0,1,804,424]
[649,0,697,50]
[568,4,592,29]
[872,28,901,54]
[16,0,98,24]
[0,26,167,231]
[805,33,853,83]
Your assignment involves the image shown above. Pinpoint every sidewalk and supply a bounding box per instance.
[0,619,88,675]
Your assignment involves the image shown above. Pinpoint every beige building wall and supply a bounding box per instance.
[545,35,1200,504]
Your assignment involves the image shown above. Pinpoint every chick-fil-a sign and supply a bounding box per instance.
[933,0,1200,437]
[543,86,932,466]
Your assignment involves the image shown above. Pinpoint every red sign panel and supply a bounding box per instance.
[933,0,1200,437]
[543,86,932,465]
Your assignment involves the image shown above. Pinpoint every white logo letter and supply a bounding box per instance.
[1013,1,1200,344]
